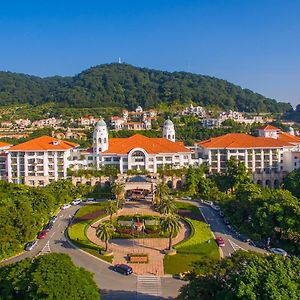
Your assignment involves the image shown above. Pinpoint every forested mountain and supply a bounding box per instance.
[0,63,292,113]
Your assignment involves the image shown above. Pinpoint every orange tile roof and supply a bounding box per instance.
[257,124,280,131]
[9,136,79,151]
[198,133,296,149]
[103,134,191,154]
[0,142,12,148]
[294,153,300,157]
[277,132,300,144]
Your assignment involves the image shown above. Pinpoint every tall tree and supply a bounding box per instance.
[160,214,181,250]
[158,196,178,215]
[96,221,115,252]
[111,182,125,208]
[154,182,170,205]
[105,200,118,222]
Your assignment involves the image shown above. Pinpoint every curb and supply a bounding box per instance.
[65,229,112,266]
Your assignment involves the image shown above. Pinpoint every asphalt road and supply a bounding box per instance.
[180,200,268,257]
[0,204,184,300]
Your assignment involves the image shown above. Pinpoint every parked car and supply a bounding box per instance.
[219,211,224,217]
[43,222,53,231]
[61,204,71,210]
[72,199,82,206]
[211,204,220,211]
[174,271,191,281]
[206,201,214,206]
[25,240,38,251]
[113,264,133,275]
[181,196,192,200]
[270,248,288,257]
[38,230,48,239]
[224,218,230,225]
[50,215,58,224]
[86,198,95,202]
[215,236,225,247]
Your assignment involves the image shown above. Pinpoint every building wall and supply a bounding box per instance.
[7,149,72,186]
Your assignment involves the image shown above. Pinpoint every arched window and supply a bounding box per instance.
[131,151,145,163]
[104,138,107,143]
[168,134,171,139]
[98,138,102,143]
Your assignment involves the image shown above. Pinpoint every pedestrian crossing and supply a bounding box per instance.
[228,239,247,252]
[137,275,162,299]
[37,241,51,257]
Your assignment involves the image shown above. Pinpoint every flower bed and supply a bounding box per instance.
[127,253,149,263]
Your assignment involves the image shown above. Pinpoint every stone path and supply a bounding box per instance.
[86,203,190,276]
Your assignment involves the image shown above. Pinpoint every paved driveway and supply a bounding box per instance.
[178,200,268,257]
[0,204,184,300]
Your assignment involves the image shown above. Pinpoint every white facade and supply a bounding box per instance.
[163,119,175,142]
[7,149,73,186]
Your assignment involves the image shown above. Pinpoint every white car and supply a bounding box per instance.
[25,240,38,251]
[71,199,82,206]
[270,248,288,257]
[61,204,71,210]
[211,205,220,211]
[181,196,192,200]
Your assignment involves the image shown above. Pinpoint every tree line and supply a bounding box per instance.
[0,180,92,260]
[184,159,300,254]
[0,253,100,299]
[178,251,300,300]
[0,63,292,113]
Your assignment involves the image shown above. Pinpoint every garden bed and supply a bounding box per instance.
[112,215,172,239]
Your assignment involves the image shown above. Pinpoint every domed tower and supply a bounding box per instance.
[163,118,175,142]
[93,119,108,154]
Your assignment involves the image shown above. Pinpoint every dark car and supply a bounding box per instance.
[44,222,53,231]
[38,229,48,239]
[113,264,133,275]
[224,218,230,225]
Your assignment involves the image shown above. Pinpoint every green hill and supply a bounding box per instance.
[0,63,292,113]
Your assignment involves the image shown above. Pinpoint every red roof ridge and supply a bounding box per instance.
[257,124,280,131]
[9,135,79,151]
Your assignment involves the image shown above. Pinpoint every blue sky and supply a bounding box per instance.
[0,0,299,106]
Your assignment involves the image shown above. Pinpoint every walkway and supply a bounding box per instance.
[86,202,190,276]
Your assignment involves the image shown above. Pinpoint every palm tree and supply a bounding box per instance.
[154,182,170,205]
[158,196,177,215]
[111,182,125,208]
[96,221,115,252]
[160,214,181,251]
[105,200,118,222]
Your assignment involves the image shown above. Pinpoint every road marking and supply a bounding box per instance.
[228,239,247,252]
[50,231,56,238]
[137,275,161,299]
[36,241,51,257]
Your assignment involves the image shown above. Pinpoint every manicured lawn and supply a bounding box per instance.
[164,202,220,274]
[68,202,112,263]
[74,203,106,219]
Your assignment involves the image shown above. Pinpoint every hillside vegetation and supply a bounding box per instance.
[0,63,292,113]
